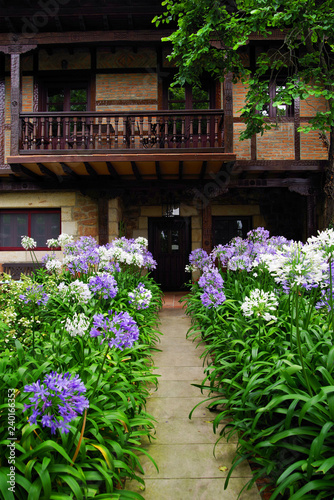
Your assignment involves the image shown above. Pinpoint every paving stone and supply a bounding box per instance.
[152,350,209,367]
[145,396,215,419]
[132,443,253,479]
[149,379,210,398]
[152,366,207,381]
[143,417,235,445]
[126,478,260,500]
[133,295,260,499]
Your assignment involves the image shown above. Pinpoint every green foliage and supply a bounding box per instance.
[155,0,334,142]
[184,268,334,499]
[0,265,162,498]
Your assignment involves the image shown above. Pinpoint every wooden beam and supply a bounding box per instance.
[0,29,173,47]
[235,160,323,171]
[202,204,212,253]
[200,161,207,180]
[131,161,142,181]
[103,15,110,31]
[37,163,61,182]
[60,162,80,180]
[106,161,120,180]
[155,161,162,180]
[11,164,41,181]
[9,152,236,163]
[10,53,20,156]
[78,15,86,31]
[98,198,109,246]
[179,161,183,180]
[223,72,233,154]
[84,162,98,177]
[54,16,63,32]
[294,96,301,161]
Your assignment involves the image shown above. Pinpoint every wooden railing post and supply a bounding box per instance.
[10,53,20,156]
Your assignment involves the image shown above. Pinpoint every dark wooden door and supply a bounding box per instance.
[148,217,191,291]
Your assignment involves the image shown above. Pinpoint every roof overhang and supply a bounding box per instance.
[6,152,237,182]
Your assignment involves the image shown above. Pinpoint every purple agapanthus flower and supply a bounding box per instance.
[90,310,139,350]
[128,282,152,309]
[189,248,212,271]
[198,266,226,308]
[19,284,49,306]
[23,372,89,434]
[89,273,118,300]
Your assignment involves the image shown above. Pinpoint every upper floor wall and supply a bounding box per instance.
[0,41,329,165]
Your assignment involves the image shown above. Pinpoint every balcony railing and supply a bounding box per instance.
[19,110,224,153]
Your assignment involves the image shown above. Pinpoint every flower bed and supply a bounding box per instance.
[0,235,162,499]
[184,228,334,500]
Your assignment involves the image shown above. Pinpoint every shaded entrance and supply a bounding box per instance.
[148,217,191,291]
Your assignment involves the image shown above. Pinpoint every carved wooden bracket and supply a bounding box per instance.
[0,44,37,54]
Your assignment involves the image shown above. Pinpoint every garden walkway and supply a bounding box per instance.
[127,293,261,500]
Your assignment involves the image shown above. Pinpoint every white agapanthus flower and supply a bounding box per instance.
[21,236,37,250]
[307,228,334,260]
[46,238,59,248]
[58,233,74,247]
[260,242,328,289]
[135,237,148,247]
[45,259,63,273]
[241,289,279,322]
[64,312,90,337]
[58,280,92,304]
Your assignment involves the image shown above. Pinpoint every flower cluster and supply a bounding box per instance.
[188,248,211,271]
[198,266,226,309]
[65,312,90,337]
[42,253,63,273]
[89,273,118,300]
[211,230,291,271]
[104,237,157,270]
[260,241,328,291]
[90,310,139,350]
[19,284,49,306]
[23,372,89,434]
[58,280,92,304]
[21,235,37,250]
[128,283,152,309]
[63,236,99,275]
[241,288,279,322]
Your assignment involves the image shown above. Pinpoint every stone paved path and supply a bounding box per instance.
[127,294,261,500]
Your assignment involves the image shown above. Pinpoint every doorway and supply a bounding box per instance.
[148,217,191,291]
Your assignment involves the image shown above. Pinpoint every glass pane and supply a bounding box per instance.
[192,86,209,109]
[31,212,60,247]
[275,85,287,116]
[0,213,28,247]
[48,88,65,112]
[70,88,87,112]
[160,230,168,253]
[171,230,179,251]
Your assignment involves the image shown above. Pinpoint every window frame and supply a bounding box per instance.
[261,78,294,119]
[0,209,61,251]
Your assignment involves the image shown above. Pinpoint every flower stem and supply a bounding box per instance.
[90,344,109,401]
[295,288,312,395]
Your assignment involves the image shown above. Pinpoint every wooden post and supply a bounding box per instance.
[10,53,21,156]
[202,203,212,253]
[0,53,5,166]
[98,198,109,246]
[306,193,317,238]
[223,72,233,154]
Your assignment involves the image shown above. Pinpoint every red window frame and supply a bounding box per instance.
[0,209,61,251]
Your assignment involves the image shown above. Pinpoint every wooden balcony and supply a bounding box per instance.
[19,110,224,154]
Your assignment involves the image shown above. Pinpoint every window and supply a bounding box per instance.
[0,210,61,250]
[212,216,252,247]
[260,81,294,118]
